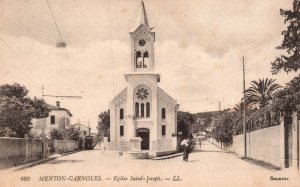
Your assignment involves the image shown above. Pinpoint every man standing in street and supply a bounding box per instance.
[181,138,190,161]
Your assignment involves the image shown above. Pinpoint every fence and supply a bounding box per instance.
[234,109,281,135]
[0,137,45,169]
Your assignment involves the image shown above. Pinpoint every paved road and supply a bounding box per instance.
[1,141,299,187]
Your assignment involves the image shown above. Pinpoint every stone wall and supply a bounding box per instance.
[0,137,44,169]
[210,125,282,168]
[209,112,300,170]
[53,140,79,154]
[237,125,281,167]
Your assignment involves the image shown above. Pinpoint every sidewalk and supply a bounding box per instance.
[150,152,184,160]
[4,150,82,172]
[11,154,61,171]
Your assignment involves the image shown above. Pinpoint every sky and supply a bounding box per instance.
[0,0,298,132]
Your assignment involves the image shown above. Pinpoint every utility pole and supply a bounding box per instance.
[188,121,190,141]
[42,86,46,157]
[41,86,83,157]
[88,118,91,136]
[242,56,247,158]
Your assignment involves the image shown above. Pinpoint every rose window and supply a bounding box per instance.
[136,88,149,100]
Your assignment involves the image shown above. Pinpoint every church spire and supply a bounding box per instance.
[129,0,156,73]
[136,1,149,28]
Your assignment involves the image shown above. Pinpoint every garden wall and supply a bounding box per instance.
[234,125,282,167]
[0,137,44,169]
[53,140,79,154]
[210,125,282,168]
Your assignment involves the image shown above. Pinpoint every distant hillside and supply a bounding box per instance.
[191,110,229,133]
[177,109,231,133]
[193,111,220,119]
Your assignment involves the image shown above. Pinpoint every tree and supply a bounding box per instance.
[50,129,65,140]
[245,78,282,108]
[50,127,80,141]
[65,127,81,141]
[0,83,50,138]
[272,74,300,114]
[177,111,195,138]
[271,0,300,74]
[97,110,110,140]
[212,112,235,142]
[0,83,28,99]
[30,97,51,119]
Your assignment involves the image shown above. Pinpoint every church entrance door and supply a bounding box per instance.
[136,128,150,150]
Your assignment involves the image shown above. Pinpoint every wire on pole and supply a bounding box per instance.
[46,0,63,43]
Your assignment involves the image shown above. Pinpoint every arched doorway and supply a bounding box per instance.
[136,128,150,150]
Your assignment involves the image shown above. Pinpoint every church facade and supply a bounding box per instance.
[108,1,179,153]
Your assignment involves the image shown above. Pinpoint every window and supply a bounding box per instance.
[141,103,145,118]
[146,102,150,117]
[162,125,166,136]
[120,108,124,120]
[50,115,55,125]
[84,131,86,136]
[135,102,139,117]
[162,108,166,119]
[136,88,149,100]
[136,51,142,68]
[120,126,124,137]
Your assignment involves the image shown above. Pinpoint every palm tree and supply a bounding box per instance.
[245,78,282,108]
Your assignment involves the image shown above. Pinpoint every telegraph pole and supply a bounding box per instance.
[188,121,191,141]
[41,86,82,157]
[242,56,247,158]
[88,118,91,136]
[42,86,46,157]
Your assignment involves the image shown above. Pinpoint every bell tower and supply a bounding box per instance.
[130,1,155,72]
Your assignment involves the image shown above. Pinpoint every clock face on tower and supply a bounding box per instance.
[138,39,146,46]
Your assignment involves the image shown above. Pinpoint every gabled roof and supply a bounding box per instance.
[47,104,72,117]
[157,86,177,103]
[110,87,127,105]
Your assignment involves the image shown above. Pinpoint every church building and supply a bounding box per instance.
[108,1,179,154]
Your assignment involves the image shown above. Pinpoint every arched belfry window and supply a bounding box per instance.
[146,102,150,117]
[162,108,166,119]
[141,103,145,118]
[135,102,139,117]
[136,51,142,68]
[120,108,124,120]
[143,51,149,68]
